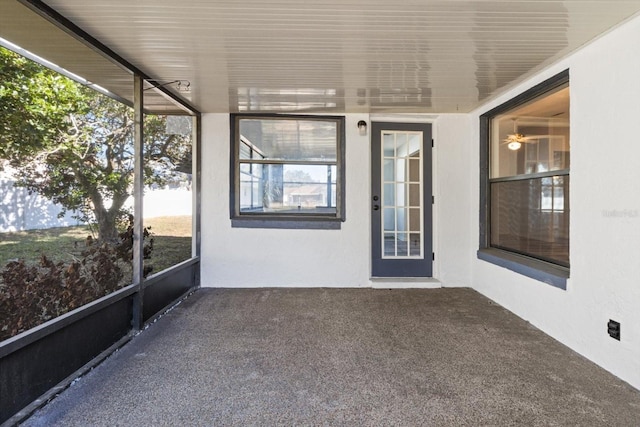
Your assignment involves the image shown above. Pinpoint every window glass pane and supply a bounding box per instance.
[383,208,395,231]
[383,159,394,182]
[409,207,421,232]
[408,133,421,155]
[239,140,251,159]
[384,233,396,257]
[485,74,570,270]
[234,115,343,222]
[396,233,409,256]
[396,159,406,182]
[490,176,569,266]
[397,208,408,233]
[383,133,395,157]
[396,183,406,206]
[239,163,337,214]
[409,184,420,207]
[239,119,337,161]
[409,158,420,182]
[240,163,263,210]
[396,133,408,156]
[490,85,570,179]
[409,233,421,257]
[381,129,423,254]
[383,183,395,207]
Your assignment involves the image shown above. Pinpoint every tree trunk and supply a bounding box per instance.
[94,207,119,242]
[89,183,130,242]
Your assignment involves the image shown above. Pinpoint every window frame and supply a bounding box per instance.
[229,113,346,229]
[478,70,570,289]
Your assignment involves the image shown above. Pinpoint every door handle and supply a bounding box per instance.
[373,205,380,211]
[373,195,379,201]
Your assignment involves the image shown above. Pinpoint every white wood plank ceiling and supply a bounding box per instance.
[5,0,640,114]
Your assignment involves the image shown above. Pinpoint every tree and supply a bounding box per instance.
[284,169,313,183]
[0,46,191,241]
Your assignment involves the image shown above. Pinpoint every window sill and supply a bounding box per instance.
[231,217,342,230]
[477,248,569,290]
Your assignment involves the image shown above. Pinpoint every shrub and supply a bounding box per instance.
[0,220,153,342]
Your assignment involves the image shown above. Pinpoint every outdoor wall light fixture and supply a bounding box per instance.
[357,120,367,136]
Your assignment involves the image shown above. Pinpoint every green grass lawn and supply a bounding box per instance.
[145,216,193,273]
[0,216,192,274]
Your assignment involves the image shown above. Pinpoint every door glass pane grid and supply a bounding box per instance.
[381,131,423,259]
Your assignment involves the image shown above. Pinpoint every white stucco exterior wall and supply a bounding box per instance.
[200,113,473,288]
[433,115,473,287]
[201,114,371,287]
[470,15,640,390]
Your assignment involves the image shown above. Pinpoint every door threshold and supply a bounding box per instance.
[370,277,441,289]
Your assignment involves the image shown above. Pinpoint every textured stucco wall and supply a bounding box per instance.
[470,14,640,390]
[200,113,472,288]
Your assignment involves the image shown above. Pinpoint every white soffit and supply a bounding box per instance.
[10,1,640,114]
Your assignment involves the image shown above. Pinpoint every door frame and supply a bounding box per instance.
[370,121,433,278]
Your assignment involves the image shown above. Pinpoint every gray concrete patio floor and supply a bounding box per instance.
[22,288,640,426]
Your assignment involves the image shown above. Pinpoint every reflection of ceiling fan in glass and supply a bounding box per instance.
[504,118,535,150]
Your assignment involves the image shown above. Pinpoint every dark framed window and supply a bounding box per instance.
[230,114,345,229]
[478,70,570,288]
